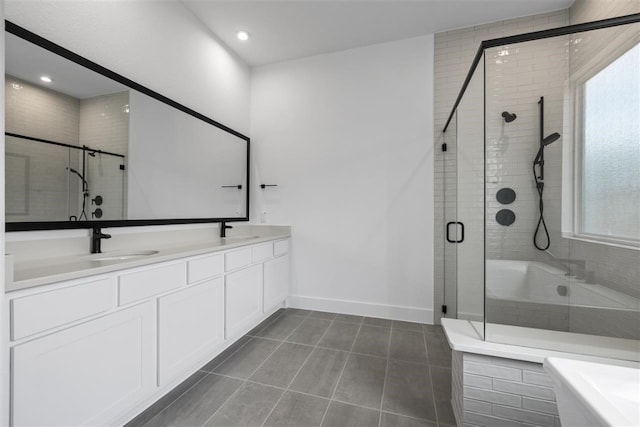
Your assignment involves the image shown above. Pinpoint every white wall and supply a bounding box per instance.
[251,36,435,322]
[5,0,250,135]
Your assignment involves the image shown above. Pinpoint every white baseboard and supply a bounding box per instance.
[287,295,434,324]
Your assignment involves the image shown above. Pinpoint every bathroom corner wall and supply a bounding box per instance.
[251,35,435,322]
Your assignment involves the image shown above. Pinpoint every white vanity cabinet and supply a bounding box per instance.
[7,236,291,426]
[157,277,224,385]
[11,301,156,427]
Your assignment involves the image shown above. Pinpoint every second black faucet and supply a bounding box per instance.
[91,227,111,254]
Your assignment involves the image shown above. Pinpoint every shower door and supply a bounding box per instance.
[441,52,486,334]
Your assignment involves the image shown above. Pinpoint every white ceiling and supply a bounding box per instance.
[182,0,574,67]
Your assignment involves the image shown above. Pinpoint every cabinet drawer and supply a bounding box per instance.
[187,253,223,284]
[225,247,252,271]
[252,243,273,263]
[119,262,185,305]
[274,239,289,256]
[11,277,115,341]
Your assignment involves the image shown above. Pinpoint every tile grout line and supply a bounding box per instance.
[210,372,440,424]
[150,312,441,427]
[259,311,337,427]
[377,321,395,427]
[197,310,307,427]
[423,328,440,426]
[140,369,212,426]
[143,310,287,426]
[318,316,366,427]
[255,309,315,427]
[205,335,254,373]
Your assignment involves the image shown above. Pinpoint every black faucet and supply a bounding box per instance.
[220,221,233,238]
[91,227,111,253]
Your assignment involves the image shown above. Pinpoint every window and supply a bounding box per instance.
[578,43,639,245]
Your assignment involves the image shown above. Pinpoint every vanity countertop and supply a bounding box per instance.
[7,230,290,292]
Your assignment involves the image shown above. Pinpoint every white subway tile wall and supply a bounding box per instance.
[452,351,561,427]
[79,92,129,220]
[5,75,81,221]
[5,75,80,143]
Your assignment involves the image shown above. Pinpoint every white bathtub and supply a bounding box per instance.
[486,260,640,339]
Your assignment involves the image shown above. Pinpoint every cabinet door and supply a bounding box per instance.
[11,302,155,427]
[225,264,263,338]
[264,255,290,312]
[158,278,224,385]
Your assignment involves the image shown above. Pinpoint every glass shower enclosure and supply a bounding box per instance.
[439,13,640,359]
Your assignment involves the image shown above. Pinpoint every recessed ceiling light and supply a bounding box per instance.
[40,76,52,83]
[236,31,249,41]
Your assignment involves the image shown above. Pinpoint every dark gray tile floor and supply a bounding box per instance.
[127,309,455,427]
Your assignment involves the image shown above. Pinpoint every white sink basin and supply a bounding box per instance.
[544,357,640,427]
[88,250,159,262]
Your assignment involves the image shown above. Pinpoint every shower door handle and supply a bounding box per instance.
[446,221,465,243]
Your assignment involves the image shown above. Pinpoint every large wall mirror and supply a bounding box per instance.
[5,21,249,231]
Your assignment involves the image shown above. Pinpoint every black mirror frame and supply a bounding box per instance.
[5,20,250,232]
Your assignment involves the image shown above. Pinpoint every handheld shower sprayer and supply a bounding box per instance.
[533,132,561,166]
[502,111,517,123]
[66,167,90,220]
[66,167,88,188]
[533,96,560,251]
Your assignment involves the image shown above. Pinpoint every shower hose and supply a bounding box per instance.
[533,164,550,250]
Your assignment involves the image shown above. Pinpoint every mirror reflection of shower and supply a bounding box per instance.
[66,146,99,221]
[501,111,517,123]
[66,165,89,220]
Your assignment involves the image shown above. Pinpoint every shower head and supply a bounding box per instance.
[542,132,560,146]
[533,132,561,165]
[501,111,517,123]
